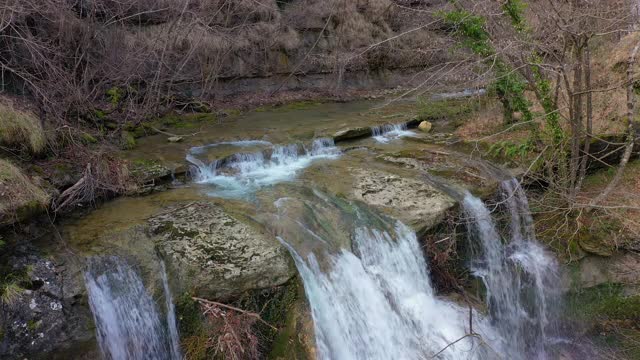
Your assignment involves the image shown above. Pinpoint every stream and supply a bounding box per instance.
[70,99,564,359]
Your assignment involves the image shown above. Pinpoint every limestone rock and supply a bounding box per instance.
[332,127,372,143]
[351,168,455,234]
[418,121,432,133]
[149,202,296,299]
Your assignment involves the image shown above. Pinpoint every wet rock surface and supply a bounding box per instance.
[0,244,95,360]
[351,168,456,233]
[149,201,296,300]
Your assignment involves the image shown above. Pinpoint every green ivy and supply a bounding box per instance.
[439,9,531,124]
[439,10,493,57]
[502,0,528,32]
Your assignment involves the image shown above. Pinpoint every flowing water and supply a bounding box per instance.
[272,194,502,360]
[372,122,416,143]
[462,179,560,359]
[187,138,341,198]
[78,99,567,359]
[85,256,181,360]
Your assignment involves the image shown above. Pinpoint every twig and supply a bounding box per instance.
[192,297,278,331]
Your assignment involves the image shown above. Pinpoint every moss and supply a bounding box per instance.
[120,131,136,150]
[567,283,640,322]
[176,292,209,360]
[93,109,107,120]
[176,292,204,338]
[27,319,41,331]
[267,278,314,360]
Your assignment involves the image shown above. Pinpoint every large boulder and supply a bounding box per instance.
[351,168,456,234]
[149,202,296,300]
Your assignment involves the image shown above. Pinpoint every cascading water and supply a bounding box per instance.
[85,256,181,360]
[461,178,560,359]
[371,122,415,143]
[160,260,182,360]
[187,138,341,197]
[274,196,503,360]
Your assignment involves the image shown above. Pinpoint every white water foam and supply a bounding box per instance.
[85,256,181,360]
[461,179,560,359]
[187,138,341,198]
[372,123,416,143]
[278,220,503,360]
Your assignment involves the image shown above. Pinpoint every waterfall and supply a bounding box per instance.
[160,260,182,360]
[85,256,181,360]
[461,179,560,359]
[278,219,502,360]
[371,123,415,143]
[187,138,341,197]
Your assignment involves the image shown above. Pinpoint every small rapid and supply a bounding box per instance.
[187,138,341,197]
[371,123,416,143]
[84,256,181,360]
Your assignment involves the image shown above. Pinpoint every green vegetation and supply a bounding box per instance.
[0,239,29,307]
[416,98,482,122]
[0,101,46,154]
[120,131,136,150]
[488,140,533,160]
[439,9,532,125]
[568,283,640,322]
[106,87,124,106]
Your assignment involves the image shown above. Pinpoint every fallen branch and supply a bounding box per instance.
[192,296,278,331]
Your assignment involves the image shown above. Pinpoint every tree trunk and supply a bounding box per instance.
[575,41,593,195]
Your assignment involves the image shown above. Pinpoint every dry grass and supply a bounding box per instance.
[0,158,49,225]
[0,100,46,154]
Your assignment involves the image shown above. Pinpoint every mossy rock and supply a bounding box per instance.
[268,278,316,360]
[579,233,614,257]
[128,159,172,185]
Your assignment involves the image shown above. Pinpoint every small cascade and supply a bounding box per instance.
[371,122,415,143]
[85,256,181,360]
[274,194,502,360]
[160,260,182,360]
[461,179,560,359]
[186,138,341,197]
